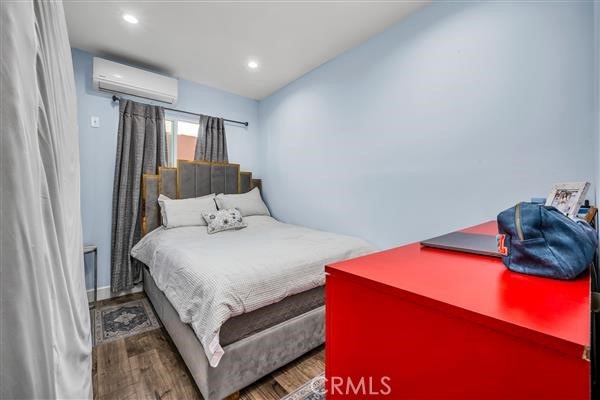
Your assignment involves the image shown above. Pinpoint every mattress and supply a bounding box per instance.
[220,286,324,346]
[131,215,375,366]
[144,264,324,346]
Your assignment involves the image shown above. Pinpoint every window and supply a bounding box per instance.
[165,118,199,166]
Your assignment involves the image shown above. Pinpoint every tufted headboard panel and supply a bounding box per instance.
[177,160,240,199]
[141,160,262,235]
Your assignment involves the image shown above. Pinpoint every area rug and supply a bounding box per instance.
[94,298,160,345]
[281,374,325,400]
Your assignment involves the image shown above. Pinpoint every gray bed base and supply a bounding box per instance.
[143,267,325,400]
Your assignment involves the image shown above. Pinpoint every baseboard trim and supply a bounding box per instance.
[87,285,143,302]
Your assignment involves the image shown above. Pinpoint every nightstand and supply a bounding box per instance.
[84,244,98,345]
[83,245,98,309]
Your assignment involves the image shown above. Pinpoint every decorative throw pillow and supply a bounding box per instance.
[215,187,270,217]
[202,208,247,234]
[158,193,217,229]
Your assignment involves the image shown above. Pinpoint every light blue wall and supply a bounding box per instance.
[73,48,260,290]
[258,2,596,250]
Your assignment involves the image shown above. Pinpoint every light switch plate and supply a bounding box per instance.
[90,116,100,128]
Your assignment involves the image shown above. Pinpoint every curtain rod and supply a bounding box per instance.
[111,95,249,127]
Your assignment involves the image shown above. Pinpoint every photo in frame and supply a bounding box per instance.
[545,182,590,218]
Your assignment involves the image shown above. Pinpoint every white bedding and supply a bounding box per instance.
[131,216,375,367]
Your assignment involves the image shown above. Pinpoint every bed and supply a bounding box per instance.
[132,160,374,400]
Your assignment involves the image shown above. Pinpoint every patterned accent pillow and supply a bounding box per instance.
[201,208,247,234]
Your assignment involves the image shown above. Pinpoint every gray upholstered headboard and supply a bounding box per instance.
[142,159,262,235]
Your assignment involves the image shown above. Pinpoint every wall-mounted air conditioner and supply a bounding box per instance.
[92,57,178,104]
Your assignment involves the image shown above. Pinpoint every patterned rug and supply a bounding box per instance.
[281,374,325,400]
[94,298,160,345]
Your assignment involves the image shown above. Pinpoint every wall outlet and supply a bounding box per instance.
[90,116,100,128]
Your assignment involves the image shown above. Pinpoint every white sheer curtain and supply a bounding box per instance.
[0,1,92,398]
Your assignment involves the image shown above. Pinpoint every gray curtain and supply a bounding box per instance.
[111,100,166,293]
[194,115,228,162]
[1,1,92,398]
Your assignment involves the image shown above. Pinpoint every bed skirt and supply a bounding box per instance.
[143,267,325,400]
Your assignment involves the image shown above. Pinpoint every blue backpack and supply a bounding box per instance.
[496,202,597,280]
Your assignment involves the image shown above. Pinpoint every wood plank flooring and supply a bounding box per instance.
[93,293,324,400]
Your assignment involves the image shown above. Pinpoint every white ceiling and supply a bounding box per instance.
[64,1,428,100]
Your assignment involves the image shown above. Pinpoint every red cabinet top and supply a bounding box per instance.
[327,221,590,353]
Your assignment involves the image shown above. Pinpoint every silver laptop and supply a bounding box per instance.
[420,232,501,258]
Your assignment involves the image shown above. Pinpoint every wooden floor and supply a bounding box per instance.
[93,293,324,400]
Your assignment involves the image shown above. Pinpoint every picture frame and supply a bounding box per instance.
[545,182,590,218]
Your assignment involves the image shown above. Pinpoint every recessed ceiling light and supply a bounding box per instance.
[247,60,259,69]
[122,14,138,24]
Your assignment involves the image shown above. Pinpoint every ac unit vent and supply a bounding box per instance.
[92,57,178,104]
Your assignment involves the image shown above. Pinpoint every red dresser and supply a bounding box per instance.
[326,221,590,399]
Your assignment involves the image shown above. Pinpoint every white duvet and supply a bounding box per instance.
[131,216,374,367]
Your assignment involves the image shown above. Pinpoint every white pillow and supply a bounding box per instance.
[215,187,270,217]
[202,208,247,234]
[158,193,217,228]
